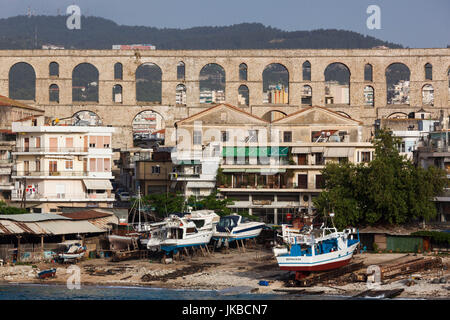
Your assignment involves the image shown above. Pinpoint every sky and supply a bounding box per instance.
[1,0,449,48]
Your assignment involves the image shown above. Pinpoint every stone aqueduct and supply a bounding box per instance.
[0,48,449,148]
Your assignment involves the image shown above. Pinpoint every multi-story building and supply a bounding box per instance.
[10,116,115,212]
[0,95,44,200]
[173,103,374,223]
[378,109,438,160]
[135,148,174,195]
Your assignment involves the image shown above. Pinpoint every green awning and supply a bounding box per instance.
[222,146,289,157]
[178,160,201,165]
[222,168,246,173]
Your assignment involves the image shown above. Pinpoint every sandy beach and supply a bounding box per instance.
[1,246,449,299]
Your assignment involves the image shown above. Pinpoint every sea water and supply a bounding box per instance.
[0,283,349,300]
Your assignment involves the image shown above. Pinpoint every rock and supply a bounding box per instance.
[439,277,447,284]
[431,278,440,284]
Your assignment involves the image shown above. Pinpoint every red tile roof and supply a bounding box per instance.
[59,210,112,220]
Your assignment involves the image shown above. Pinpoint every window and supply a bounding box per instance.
[302,61,311,81]
[152,166,160,174]
[283,131,292,143]
[314,153,324,165]
[114,62,123,80]
[193,130,202,145]
[65,137,73,149]
[425,63,432,80]
[239,63,248,81]
[35,137,41,149]
[49,161,57,172]
[297,154,308,165]
[24,160,30,174]
[398,142,406,153]
[361,151,371,163]
[364,64,373,82]
[89,136,96,148]
[35,160,40,172]
[113,84,122,103]
[103,136,111,148]
[221,131,229,142]
[177,62,185,80]
[315,175,325,189]
[49,62,59,77]
[298,174,308,189]
[104,158,110,172]
[65,160,73,170]
[49,84,59,103]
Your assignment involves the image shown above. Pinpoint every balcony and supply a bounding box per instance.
[11,192,115,202]
[13,171,89,177]
[13,147,89,154]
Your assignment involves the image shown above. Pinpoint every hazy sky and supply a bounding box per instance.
[1,0,449,48]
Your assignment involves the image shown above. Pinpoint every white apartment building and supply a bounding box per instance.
[11,116,115,212]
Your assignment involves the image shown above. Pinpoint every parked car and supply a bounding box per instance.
[119,192,131,202]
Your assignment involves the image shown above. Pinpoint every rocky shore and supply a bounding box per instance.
[1,247,449,299]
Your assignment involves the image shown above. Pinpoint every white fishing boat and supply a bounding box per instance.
[57,241,86,263]
[159,210,220,253]
[274,224,360,279]
[212,214,265,246]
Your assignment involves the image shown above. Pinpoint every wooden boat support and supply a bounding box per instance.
[380,257,442,280]
[293,261,365,287]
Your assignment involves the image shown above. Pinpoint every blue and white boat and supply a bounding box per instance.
[274,224,359,278]
[159,210,220,253]
[213,214,265,246]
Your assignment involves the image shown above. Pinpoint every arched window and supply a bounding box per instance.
[113,84,123,103]
[364,86,374,107]
[177,62,185,80]
[136,63,162,103]
[239,63,248,81]
[49,84,59,103]
[72,110,102,126]
[9,62,36,100]
[199,63,226,104]
[386,63,410,105]
[364,64,373,82]
[238,85,249,106]
[324,63,350,105]
[132,110,165,145]
[425,63,432,80]
[301,85,312,106]
[49,62,59,77]
[422,84,434,106]
[72,63,99,102]
[176,84,186,105]
[262,110,287,122]
[114,63,123,80]
[263,63,289,104]
[302,61,311,81]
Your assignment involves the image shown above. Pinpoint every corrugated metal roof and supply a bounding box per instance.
[0,213,70,222]
[36,220,105,235]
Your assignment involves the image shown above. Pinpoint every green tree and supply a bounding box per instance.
[141,192,185,218]
[188,191,234,216]
[314,129,447,228]
[0,201,27,215]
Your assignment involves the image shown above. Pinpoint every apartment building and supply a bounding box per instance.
[0,95,44,200]
[173,103,374,224]
[11,116,115,212]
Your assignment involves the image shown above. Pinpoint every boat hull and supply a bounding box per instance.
[160,231,213,253]
[276,243,359,272]
[213,223,264,241]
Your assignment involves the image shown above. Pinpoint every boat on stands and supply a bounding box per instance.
[213,214,265,247]
[159,210,220,254]
[57,241,86,263]
[274,223,360,279]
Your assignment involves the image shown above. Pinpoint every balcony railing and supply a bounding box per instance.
[13,171,89,177]
[14,147,89,153]
[219,183,309,189]
[11,192,113,201]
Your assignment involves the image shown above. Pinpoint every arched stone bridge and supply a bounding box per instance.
[0,48,449,148]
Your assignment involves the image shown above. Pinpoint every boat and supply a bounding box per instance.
[212,214,265,247]
[108,187,159,252]
[57,242,86,263]
[139,221,168,251]
[159,210,220,253]
[274,224,360,278]
[37,268,56,279]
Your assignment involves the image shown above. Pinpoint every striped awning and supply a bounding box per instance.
[291,147,310,154]
[324,148,354,157]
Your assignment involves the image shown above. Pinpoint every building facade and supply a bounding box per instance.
[11,116,115,212]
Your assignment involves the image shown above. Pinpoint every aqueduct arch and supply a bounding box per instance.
[0,48,448,148]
